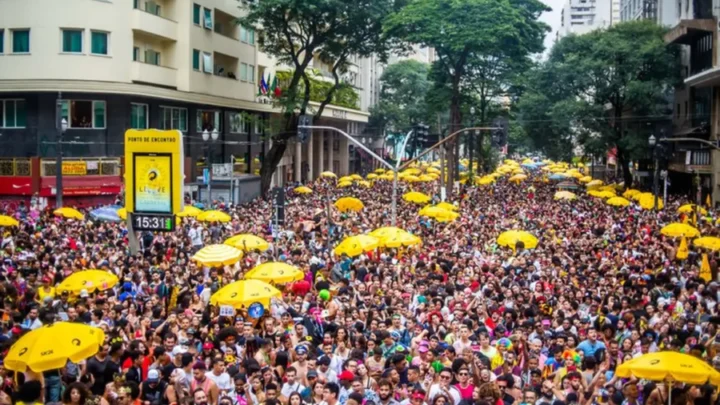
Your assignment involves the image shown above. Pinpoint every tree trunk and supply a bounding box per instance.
[259,141,288,198]
[616,146,632,188]
[448,78,463,196]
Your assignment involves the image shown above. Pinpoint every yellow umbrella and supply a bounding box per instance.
[225,234,270,252]
[374,168,386,174]
[418,174,434,182]
[497,230,538,250]
[403,175,421,182]
[4,322,105,372]
[0,215,19,227]
[678,204,707,215]
[509,174,527,183]
[334,235,380,257]
[435,202,458,211]
[477,177,495,185]
[579,176,593,184]
[367,173,378,180]
[57,270,119,295]
[623,189,641,199]
[334,197,364,212]
[176,205,203,218]
[339,176,354,183]
[321,171,337,178]
[198,210,231,223]
[639,194,664,210]
[403,191,431,204]
[402,168,421,175]
[116,208,127,220]
[54,207,85,220]
[633,192,653,202]
[586,180,604,187]
[616,351,720,386]
[419,206,459,222]
[693,236,720,251]
[294,186,313,194]
[588,190,616,199]
[378,232,422,248]
[337,181,353,188]
[660,223,700,238]
[554,191,577,201]
[427,167,440,174]
[245,262,304,284]
[370,226,408,239]
[350,174,363,181]
[192,244,243,267]
[357,180,372,188]
[210,279,281,309]
[606,197,631,207]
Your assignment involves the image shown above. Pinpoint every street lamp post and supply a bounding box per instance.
[649,134,659,211]
[469,107,475,180]
[203,128,219,204]
[56,116,68,208]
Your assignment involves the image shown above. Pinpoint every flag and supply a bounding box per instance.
[700,253,712,282]
[676,236,689,260]
[707,194,712,208]
[271,76,281,97]
[258,74,268,96]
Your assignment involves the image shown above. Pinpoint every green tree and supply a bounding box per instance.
[369,60,431,133]
[518,20,679,185]
[385,0,549,191]
[239,0,399,195]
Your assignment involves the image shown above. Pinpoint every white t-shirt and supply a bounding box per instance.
[206,371,234,396]
[281,381,305,398]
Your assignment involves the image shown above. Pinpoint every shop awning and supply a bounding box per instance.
[664,19,715,45]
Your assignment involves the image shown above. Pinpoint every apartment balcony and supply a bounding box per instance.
[664,19,714,45]
[190,71,256,101]
[669,149,712,174]
[131,61,177,89]
[131,6,178,42]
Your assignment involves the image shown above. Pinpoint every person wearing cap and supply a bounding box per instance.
[337,370,355,404]
[139,369,169,405]
[291,344,311,383]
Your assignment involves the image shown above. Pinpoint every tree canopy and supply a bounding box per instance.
[369,60,431,134]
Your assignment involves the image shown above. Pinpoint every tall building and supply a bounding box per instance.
[0,0,372,204]
[558,0,615,37]
[619,0,676,25]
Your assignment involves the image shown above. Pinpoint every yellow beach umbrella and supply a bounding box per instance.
[339,176,354,183]
[374,168,385,174]
[225,234,270,252]
[333,235,380,257]
[623,189,641,199]
[660,223,700,238]
[192,244,243,267]
[606,197,631,207]
[337,181,353,188]
[334,197,364,212]
[116,208,127,220]
[367,173,378,180]
[477,177,495,185]
[693,236,720,251]
[175,205,202,218]
[586,180,604,187]
[418,174,434,182]
[57,270,119,295]
[54,207,85,220]
[369,226,407,239]
[245,262,304,284]
[0,215,19,227]
[378,232,422,248]
[639,194,664,210]
[633,192,653,202]
[5,322,105,372]
[616,351,720,386]
[210,279,281,309]
[578,176,592,183]
[198,210,231,223]
[497,230,538,250]
[427,167,440,174]
[509,174,527,183]
[678,204,707,215]
[403,168,421,176]
[588,190,616,199]
[554,191,577,201]
[403,191,431,204]
[435,202,458,211]
[350,174,363,181]
[294,186,313,194]
[419,206,458,222]
[357,180,371,188]
[321,171,337,178]
[403,175,421,182]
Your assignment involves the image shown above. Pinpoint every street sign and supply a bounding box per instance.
[272,187,285,227]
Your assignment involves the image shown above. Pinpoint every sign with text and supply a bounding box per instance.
[62,161,87,176]
[124,129,184,214]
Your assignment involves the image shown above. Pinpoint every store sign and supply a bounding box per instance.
[62,161,87,176]
[332,109,347,119]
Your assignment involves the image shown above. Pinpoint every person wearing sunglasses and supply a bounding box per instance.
[428,368,461,405]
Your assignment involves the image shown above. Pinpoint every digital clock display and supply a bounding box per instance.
[130,213,176,232]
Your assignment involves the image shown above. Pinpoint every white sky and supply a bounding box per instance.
[540,0,565,54]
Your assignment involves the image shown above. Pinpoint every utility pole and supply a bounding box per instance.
[55,92,67,208]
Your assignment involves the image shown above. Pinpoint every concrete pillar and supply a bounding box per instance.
[339,136,349,175]
[317,131,324,174]
[328,133,335,174]
[712,149,720,208]
[295,141,301,183]
[307,132,314,180]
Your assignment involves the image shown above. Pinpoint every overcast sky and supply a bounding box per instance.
[540,0,565,54]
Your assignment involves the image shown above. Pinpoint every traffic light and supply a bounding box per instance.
[297,114,312,144]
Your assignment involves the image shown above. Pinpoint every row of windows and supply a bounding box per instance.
[192,49,256,82]
[0,29,30,54]
[0,28,109,56]
[192,3,255,45]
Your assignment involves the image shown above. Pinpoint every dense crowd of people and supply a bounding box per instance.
[0,165,719,405]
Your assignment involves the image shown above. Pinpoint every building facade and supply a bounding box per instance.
[0,0,370,204]
[558,0,615,37]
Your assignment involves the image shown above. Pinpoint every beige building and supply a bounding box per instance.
[0,0,370,201]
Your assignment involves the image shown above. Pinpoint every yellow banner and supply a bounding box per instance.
[62,161,87,176]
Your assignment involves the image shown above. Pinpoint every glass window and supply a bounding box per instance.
[229,112,251,134]
[202,52,212,73]
[192,49,200,70]
[249,65,255,83]
[93,101,106,128]
[12,29,29,53]
[160,106,188,131]
[240,27,247,42]
[196,110,221,132]
[0,30,4,54]
[1,100,26,128]
[91,31,108,55]
[62,29,83,53]
[59,100,106,128]
[240,63,248,81]
[193,3,201,25]
[203,8,213,29]
[131,103,148,129]
[248,29,255,45]
[133,47,140,61]
[145,49,160,65]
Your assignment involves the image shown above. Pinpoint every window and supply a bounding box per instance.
[145,49,160,65]
[133,47,140,61]
[59,100,106,129]
[0,100,26,128]
[229,112,250,134]
[240,27,247,42]
[62,29,83,53]
[145,0,161,15]
[0,30,3,54]
[160,106,188,131]
[240,63,248,81]
[249,65,255,83]
[12,29,30,53]
[203,8,213,29]
[197,110,221,132]
[202,52,212,73]
[193,3,201,25]
[131,103,148,129]
[91,31,108,55]
[248,28,255,45]
[192,49,200,70]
